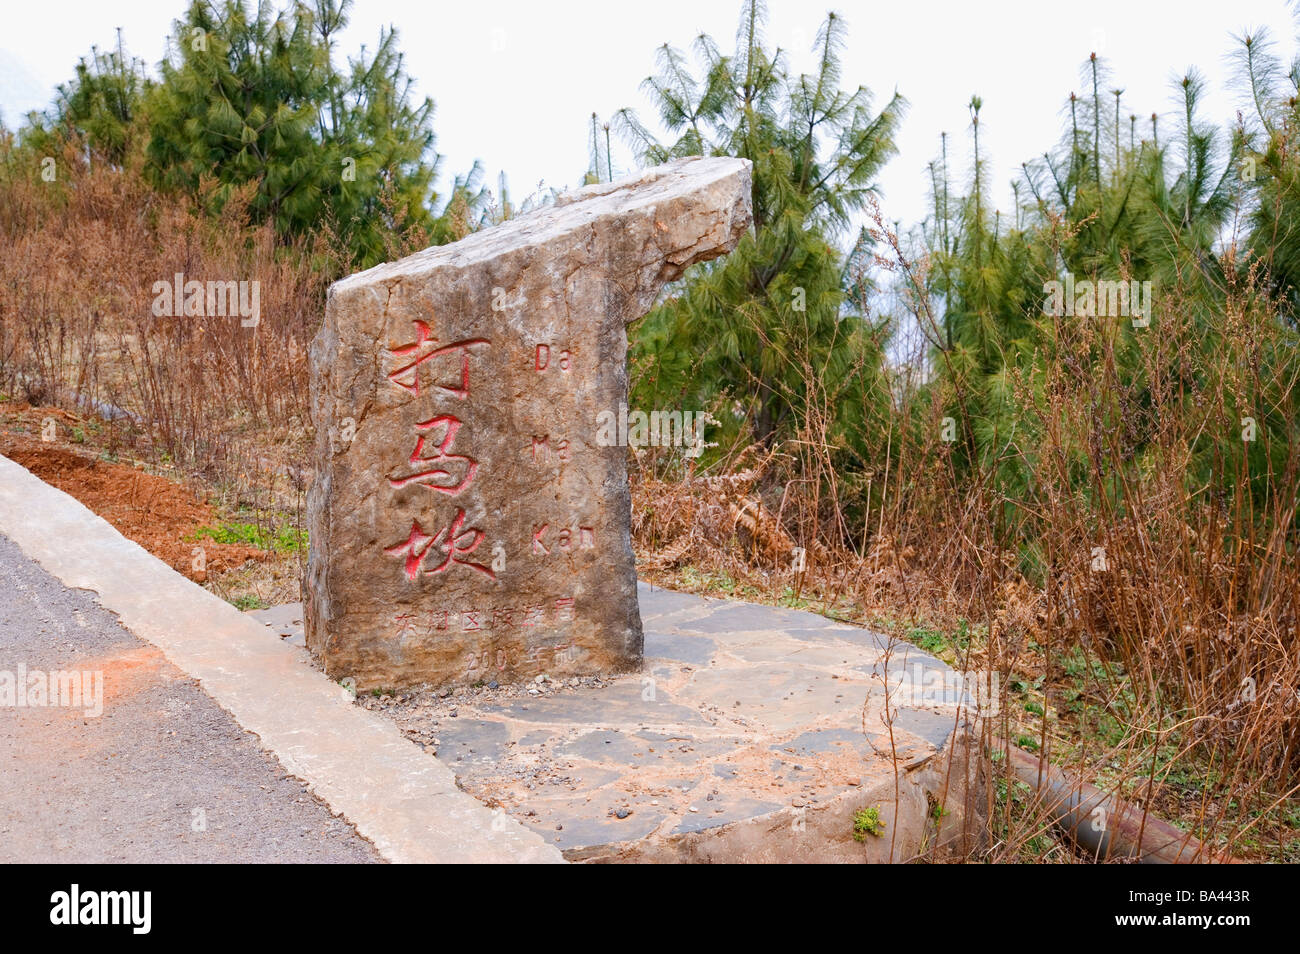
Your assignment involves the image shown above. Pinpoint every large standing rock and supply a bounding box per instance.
[306,157,752,689]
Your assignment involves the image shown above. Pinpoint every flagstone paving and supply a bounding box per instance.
[255,583,983,862]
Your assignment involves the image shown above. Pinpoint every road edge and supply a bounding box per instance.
[0,453,563,864]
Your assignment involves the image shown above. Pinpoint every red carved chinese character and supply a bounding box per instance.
[521,603,545,627]
[389,414,479,494]
[394,612,423,639]
[384,510,495,581]
[387,320,489,398]
[555,597,576,622]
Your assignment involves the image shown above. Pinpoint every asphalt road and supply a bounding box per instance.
[0,532,381,863]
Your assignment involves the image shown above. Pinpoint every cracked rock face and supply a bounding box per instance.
[306,157,753,690]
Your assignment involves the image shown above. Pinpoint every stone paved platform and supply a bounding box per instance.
[253,582,984,862]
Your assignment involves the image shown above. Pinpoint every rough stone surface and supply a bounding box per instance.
[306,157,753,690]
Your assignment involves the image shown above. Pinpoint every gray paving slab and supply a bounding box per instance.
[355,581,984,861]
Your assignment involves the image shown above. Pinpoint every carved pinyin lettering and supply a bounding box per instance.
[533,343,572,373]
[530,522,596,556]
[529,435,571,466]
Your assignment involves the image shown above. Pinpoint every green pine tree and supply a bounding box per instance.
[616,0,904,461]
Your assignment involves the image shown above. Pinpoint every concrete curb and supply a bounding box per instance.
[0,453,563,864]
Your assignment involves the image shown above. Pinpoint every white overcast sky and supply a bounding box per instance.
[2,0,1297,235]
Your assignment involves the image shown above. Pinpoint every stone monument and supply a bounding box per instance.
[306,157,752,689]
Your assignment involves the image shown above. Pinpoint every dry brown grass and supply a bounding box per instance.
[627,210,1300,862]
[0,143,328,500]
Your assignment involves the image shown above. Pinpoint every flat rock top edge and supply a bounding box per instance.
[331,156,753,293]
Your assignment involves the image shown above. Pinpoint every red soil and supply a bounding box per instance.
[0,403,265,581]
